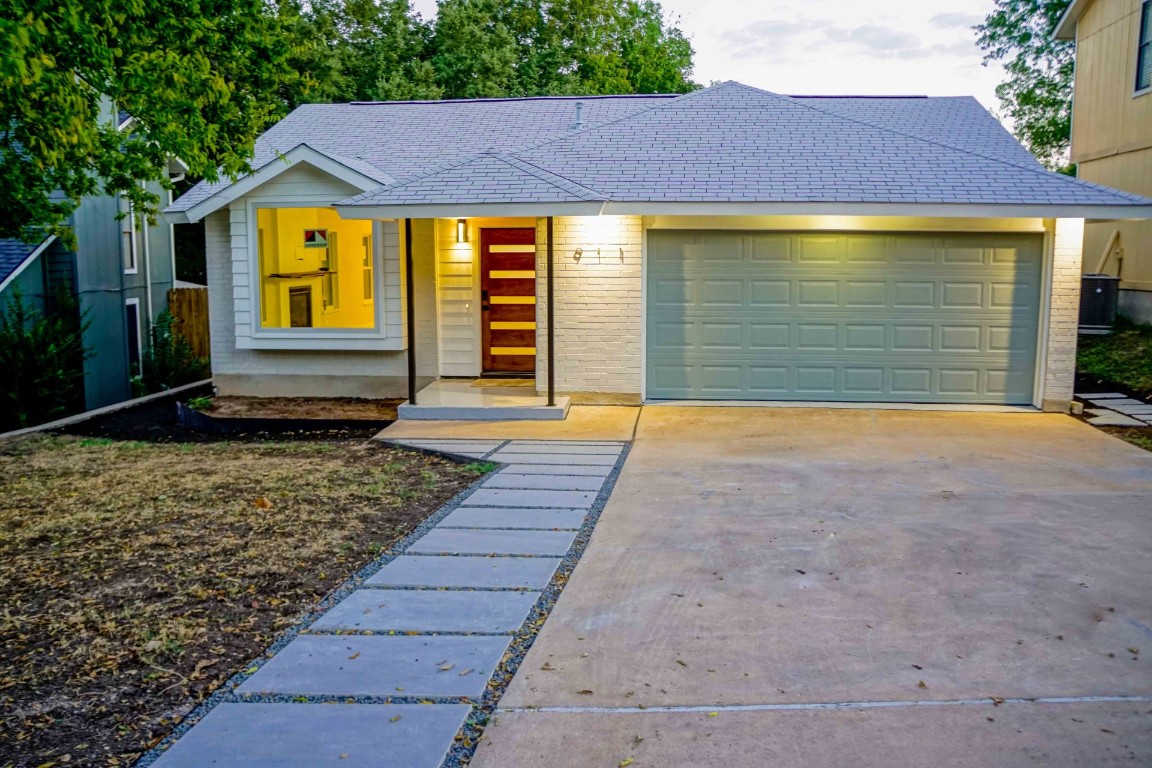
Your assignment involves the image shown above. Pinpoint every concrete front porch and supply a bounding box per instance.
[397,380,571,421]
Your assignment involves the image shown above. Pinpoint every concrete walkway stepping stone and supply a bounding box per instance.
[150,702,469,768]
[237,634,510,698]
[487,451,618,465]
[1076,392,1127,399]
[1087,413,1147,427]
[1110,404,1152,414]
[311,589,539,633]
[439,506,587,530]
[408,528,578,556]
[367,555,561,589]
[494,444,622,455]
[507,463,614,476]
[465,488,596,508]
[482,473,605,491]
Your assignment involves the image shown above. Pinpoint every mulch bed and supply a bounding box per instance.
[203,396,403,421]
[0,410,487,767]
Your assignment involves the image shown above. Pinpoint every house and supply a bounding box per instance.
[1056,0,1152,322]
[166,82,1152,414]
[0,111,180,410]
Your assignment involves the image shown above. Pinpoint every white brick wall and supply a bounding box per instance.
[1043,218,1084,409]
[535,216,644,396]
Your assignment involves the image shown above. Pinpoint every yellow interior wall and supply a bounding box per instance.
[257,208,375,328]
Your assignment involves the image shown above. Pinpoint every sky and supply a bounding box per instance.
[408,0,1007,115]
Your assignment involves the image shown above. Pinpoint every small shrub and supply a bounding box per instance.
[1077,318,1152,396]
[0,288,90,431]
[137,310,210,395]
[186,395,214,412]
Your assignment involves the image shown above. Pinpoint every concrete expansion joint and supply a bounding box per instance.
[500,694,1152,716]
[301,628,516,638]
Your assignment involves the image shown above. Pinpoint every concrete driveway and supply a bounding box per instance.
[470,407,1152,767]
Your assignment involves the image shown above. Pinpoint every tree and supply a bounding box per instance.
[430,0,697,99]
[0,288,90,430]
[976,0,1075,172]
[0,0,306,243]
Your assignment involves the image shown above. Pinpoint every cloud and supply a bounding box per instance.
[929,12,983,29]
[721,18,835,61]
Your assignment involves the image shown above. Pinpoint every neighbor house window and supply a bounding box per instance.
[125,298,142,376]
[255,208,374,329]
[1139,0,1152,91]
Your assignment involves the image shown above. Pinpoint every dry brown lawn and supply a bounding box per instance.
[0,435,486,768]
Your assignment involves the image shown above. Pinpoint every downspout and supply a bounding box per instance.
[546,216,555,407]
[405,218,417,405]
[139,183,154,343]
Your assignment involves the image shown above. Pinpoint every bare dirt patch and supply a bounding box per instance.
[203,396,403,421]
[0,434,486,768]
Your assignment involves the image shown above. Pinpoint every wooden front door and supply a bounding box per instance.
[480,228,537,374]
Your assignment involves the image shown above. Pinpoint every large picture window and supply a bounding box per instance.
[256,207,375,329]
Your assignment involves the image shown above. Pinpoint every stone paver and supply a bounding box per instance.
[486,452,619,465]
[150,437,626,768]
[482,473,606,491]
[466,488,597,508]
[505,463,614,476]
[367,555,562,589]
[492,444,623,455]
[1076,392,1127,399]
[407,528,578,556]
[440,506,587,529]
[1087,413,1147,426]
[151,702,469,768]
[310,589,541,633]
[237,635,510,698]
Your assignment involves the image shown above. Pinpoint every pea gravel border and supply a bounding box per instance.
[134,439,631,768]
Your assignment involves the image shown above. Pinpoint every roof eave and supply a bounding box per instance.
[0,235,57,294]
[600,200,1152,219]
[164,145,390,224]
[1054,0,1090,40]
[334,201,607,219]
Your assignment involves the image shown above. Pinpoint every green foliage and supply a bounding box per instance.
[430,0,697,98]
[136,310,210,395]
[0,0,306,242]
[1077,318,1152,396]
[976,0,1075,172]
[290,0,697,103]
[186,395,214,412]
[0,288,90,431]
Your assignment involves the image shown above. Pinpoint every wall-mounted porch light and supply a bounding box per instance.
[456,218,469,243]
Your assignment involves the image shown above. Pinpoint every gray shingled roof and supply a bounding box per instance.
[171,81,1152,217]
[0,238,41,287]
[168,95,670,213]
[792,95,1042,168]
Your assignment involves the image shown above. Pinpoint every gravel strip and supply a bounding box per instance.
[135,439,630,768]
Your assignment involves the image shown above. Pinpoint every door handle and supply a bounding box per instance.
[481,290,490,311]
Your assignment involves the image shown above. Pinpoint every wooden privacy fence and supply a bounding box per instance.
[168,287,211,360]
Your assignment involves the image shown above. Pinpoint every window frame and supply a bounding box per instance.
[245,200,390,348]
[125,298,142,377]
[1137,0,1152,96]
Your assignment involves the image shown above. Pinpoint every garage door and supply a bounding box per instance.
[646,231,1043,404]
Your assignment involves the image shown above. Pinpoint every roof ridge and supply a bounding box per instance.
[504,84,720,156]
[722,83,1149,202]
[495,154,605,201]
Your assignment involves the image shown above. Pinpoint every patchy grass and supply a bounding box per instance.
[1077,320,1152,397]
[0,435,486,768]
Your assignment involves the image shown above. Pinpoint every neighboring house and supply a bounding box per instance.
[166,82,1152,413]
[0,121,181,409]
[1056,0,1152,322]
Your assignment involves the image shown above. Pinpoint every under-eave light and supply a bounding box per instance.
[456,218,468,243]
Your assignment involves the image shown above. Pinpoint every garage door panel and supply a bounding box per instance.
[646,230,1042,404]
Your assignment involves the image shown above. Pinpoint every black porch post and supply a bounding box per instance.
[405,218,417,405]
[546,216,555,407]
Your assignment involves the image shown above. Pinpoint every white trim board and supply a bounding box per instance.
[0,235,57,295]
[168,145,391,224]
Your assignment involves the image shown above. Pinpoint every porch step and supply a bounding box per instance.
[397,397,570,421]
